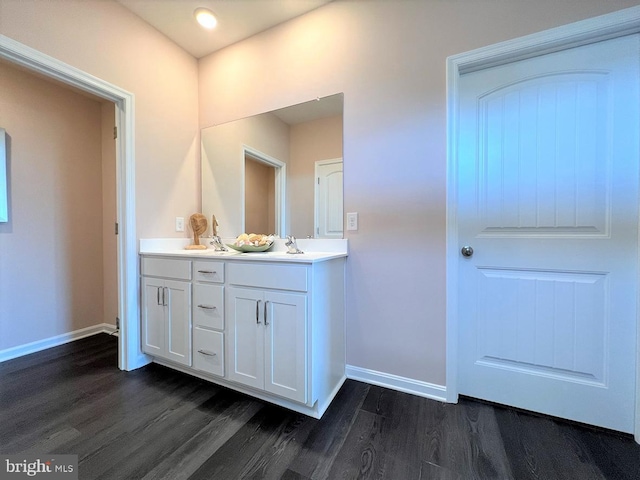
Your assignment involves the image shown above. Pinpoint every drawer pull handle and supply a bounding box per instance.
[198,349,217,357]
[264,301,269,326]
[197,304,216,310]
[197,270,216,274]
[256,300,262,324]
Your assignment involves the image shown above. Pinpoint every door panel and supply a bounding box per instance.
[458,35,639,432]
[227,287,264,389]
[142,278,164,357]
[165,280,191,366]
[264,291,307,403]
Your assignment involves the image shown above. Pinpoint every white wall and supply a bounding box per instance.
[199,0,640,386]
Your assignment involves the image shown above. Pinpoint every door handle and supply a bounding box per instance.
[264,301,269,326]
[256,300,262,324]
[163,287,168,306]
[157,287,161,305]
[461,246,474,257]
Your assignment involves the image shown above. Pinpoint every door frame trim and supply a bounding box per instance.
[445,5,640,440]
[242,144,286,238]
[0,35,147,371]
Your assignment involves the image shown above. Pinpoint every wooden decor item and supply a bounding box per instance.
[185,213,208,250]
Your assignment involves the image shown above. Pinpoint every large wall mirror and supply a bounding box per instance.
[201,93,343,239]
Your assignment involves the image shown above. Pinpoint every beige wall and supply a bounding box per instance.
[289,115,343,238]
[199,0,640,386]
[0,0,199,238]
[0,62,104,349]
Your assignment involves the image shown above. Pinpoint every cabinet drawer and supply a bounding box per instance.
[193,328,224,377]
[142,257,191,280]
[227,263,308,292]
[193,284,224,330]
[194,260,225,283]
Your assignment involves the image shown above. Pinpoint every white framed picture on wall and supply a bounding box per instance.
[0,128,7,222]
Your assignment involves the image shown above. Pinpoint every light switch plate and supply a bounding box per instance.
[347,212,358,231]
[175,217,185,232]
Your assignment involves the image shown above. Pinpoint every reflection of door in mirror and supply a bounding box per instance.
[315,159,343,238]
[244,153,275,234]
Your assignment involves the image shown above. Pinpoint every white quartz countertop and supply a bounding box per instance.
[139,238,348,264]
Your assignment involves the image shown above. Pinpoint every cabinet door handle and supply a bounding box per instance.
[264,301,269,326]
[197,304,216,310]
[197,349,217,357]
[163,287,167,306]
[157,287,161,305]
[197,270,216,274]
[256,300,262,324]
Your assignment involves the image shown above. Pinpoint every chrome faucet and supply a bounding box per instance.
[285,235,304,254]
[208,214,227,251]
[209,235,227,251]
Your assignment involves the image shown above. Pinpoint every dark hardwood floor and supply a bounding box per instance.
[1,334,639,479]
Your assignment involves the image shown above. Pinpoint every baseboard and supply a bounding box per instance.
[346,365,447,402]
[0,323,117,362]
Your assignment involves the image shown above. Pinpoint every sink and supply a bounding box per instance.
[199,250,239,256]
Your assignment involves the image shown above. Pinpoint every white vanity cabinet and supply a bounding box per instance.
[139,245,346,419]
[227,285,307,403]
[141,257,192,366]
[192,260,225,377]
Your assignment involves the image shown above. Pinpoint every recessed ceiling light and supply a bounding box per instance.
[194,7,217,29]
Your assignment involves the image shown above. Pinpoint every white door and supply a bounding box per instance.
[264,291,307,403]
[315,159,343,238]
[457,35,639,433]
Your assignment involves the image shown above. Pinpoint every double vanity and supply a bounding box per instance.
[139,238,347,418]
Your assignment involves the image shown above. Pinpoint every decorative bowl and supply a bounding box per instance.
[226,243,274,253]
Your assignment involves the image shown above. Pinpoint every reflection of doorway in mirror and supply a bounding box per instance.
[242,145,286,236]
[315,158,343,238]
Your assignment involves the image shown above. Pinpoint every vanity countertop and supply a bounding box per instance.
[139,238,348,264]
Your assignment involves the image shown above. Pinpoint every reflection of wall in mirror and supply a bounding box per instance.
[244,154,275,234]
[289,115,343,238]
[201,99,343,238]
[201,113,289,237]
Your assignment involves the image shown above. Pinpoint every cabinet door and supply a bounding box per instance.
[142,277,165,357]
[227,287,264,389]
[165,279,192,366]
[264,291,308,403]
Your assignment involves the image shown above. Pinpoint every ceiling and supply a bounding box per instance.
[117,0,332,59]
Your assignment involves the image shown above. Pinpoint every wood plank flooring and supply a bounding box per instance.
[1,334,639,479]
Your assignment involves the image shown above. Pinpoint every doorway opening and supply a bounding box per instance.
[0,34,141,371]
[242,145,286,237]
